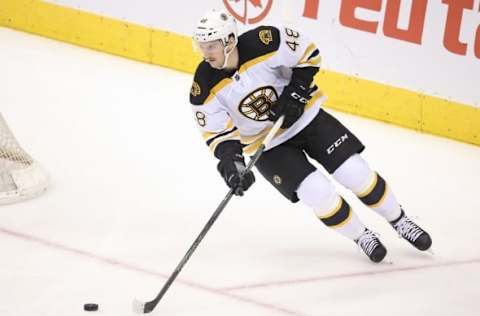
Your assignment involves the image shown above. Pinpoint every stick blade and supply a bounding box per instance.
[132,298,147,314]
[133,298,157,314]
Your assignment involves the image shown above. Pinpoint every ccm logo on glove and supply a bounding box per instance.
[290,91,309,104]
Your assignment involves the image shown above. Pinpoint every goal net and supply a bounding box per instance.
[0,113,49,205]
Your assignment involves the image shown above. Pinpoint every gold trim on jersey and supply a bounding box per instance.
[202,120,235,141]
[202,52,276,105]
[240,127,271,144]
[241,90,324,155]
[239,52,276,74]
[302,55,321,67]
[298,43,317,65]
[242,127,285,155]
[208,129,241,153]
[204,77,233,104]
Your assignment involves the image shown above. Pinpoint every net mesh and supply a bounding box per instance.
[0,113,34,168]
[0,113,48,204]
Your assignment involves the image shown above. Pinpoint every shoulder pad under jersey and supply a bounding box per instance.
[190,61,232,105]
[237,25,281,66]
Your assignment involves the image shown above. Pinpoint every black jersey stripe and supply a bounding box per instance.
[206,127,238,146]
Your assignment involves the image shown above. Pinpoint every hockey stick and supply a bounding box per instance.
[132,116,284,314]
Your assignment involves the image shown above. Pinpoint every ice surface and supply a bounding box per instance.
[1,27,479,316]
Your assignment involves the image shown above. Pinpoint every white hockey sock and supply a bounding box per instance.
[297,170,365,240]
[368,185,402,222]
[333,154,402,222]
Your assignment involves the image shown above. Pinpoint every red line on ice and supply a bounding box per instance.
[0,226,305,316]
[219,258,480,292]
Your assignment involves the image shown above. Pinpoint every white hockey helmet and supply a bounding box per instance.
[193,9,238,47]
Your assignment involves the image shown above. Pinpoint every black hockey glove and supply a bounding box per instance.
[217,153,255,196]
[269,80,312,129]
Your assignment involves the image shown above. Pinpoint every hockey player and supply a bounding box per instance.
[189,9,432,263]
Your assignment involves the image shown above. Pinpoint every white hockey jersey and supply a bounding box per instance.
[189,25,326,156]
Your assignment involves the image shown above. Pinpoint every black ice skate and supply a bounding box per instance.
[355,229,387,263]
[390,209,432,251]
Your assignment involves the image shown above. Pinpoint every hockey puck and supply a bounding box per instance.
[83,303,99,312]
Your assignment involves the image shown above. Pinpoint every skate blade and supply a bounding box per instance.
[382,254,394,265]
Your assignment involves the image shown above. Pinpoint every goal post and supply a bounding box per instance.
[0,113,49,205]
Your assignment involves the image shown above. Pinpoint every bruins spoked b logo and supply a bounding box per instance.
[191,81,201,96]
[238,86,278,121]
[259,29,273,45]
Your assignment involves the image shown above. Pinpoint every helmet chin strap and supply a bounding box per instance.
[220,37,238,69]
[221,45,233,69]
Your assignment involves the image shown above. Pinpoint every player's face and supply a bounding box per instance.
[196,40,225,69]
